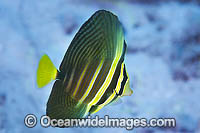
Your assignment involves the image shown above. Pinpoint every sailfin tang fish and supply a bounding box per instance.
[37,10,133,120]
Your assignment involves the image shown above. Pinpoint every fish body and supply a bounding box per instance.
[37,10,133,120]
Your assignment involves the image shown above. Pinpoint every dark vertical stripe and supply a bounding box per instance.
[96,60,122,105]
[75,60,100,100]
[83,61,112,103]
[118,64,128,96]
[93,41,127,105]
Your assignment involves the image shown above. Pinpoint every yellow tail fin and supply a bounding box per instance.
[37,54,57,88]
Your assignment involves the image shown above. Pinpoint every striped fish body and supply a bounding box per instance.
[37,10,133,120]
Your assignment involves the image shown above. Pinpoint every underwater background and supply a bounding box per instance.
[0,0,200,132]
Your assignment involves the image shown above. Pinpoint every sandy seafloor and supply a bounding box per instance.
[0,0,200,132]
